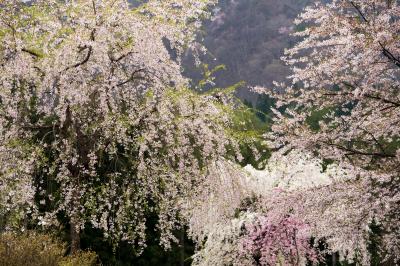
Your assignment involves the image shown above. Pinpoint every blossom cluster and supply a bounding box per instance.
[241,215,319,266]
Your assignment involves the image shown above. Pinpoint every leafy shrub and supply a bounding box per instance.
[59,251,98,266]
[0,232,97,266]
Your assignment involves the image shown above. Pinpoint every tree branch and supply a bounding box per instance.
[365,94,400,108]
[349,2,400,68]
[64,45,93,71]
[322,141,395,158]
[109,51,135,63]
[380,43,400,68]
[21,48,41,58]
[337,82,400,108]
[116,68,145,87]
[349,1,369,22]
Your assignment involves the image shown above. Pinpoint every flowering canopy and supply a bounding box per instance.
[0,0,244,252]
[264,0,400,263]
[241,215,319,266]
[189,152,335,265]
[272,0,400,171]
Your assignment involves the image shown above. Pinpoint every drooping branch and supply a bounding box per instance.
[363,129,388,156]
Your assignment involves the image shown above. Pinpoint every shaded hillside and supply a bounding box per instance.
[185,0,311,92]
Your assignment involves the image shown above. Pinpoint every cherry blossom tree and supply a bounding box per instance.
[272,0,400,174]
[0,0,244,254]
[241,215,319,266]
[263,0,400,263]
[189,149,397,264]
[188,152,335,266]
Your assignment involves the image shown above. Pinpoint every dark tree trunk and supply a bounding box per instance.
[180,229,185,266]
[62,106,82,255]
[69,188,81,254]
[70,216,80,254]
[332,253,337,266]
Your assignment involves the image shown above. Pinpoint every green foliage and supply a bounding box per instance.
[306,107,334,131]
[228,104,270,169]
[59,251,98,266]
[368,220,384,266]
[254,94,276,123]
[0,232,64,266]
[197,64,227,91]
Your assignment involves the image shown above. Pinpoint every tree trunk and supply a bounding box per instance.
[332,253,337,266]
[70,216,80,254]
[180,228,185,266]
[70,190,81,254]
[62,107,82,255]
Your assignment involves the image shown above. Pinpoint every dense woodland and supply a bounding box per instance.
[0,0,399,265]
